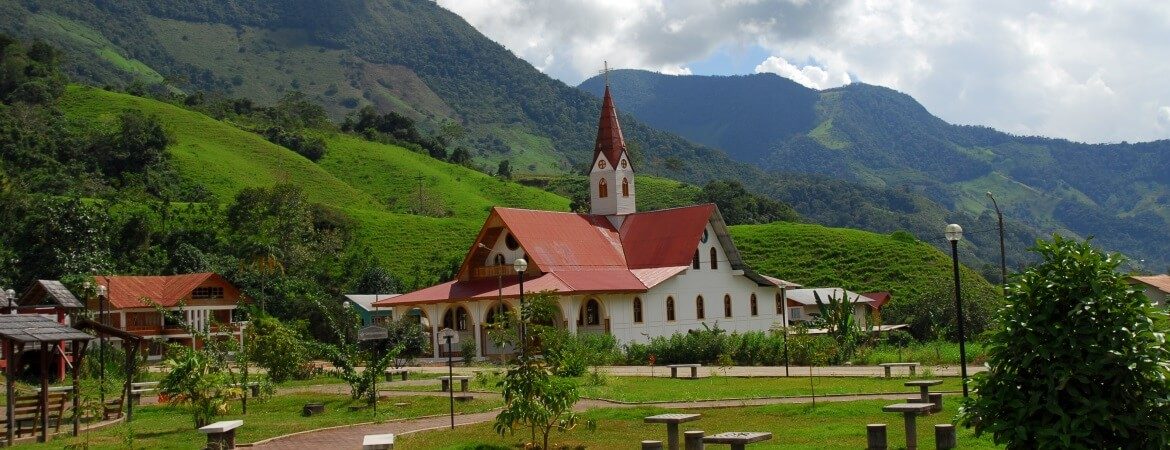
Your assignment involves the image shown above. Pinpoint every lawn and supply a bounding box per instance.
[393,374,964,403]
[19,392,500,449]
[396,399,1000,449]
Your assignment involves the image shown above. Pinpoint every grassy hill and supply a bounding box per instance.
[730,221,1001,336]
[58,85,568,275]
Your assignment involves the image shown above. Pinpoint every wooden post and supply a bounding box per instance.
[71,340,85,436]
[39,342,49,443]
[6,339,14,446]
[642,440,664,450]
[866,423,887,450]
[935,424,956,450]
[124,343,137,422]
[684,430,705,450]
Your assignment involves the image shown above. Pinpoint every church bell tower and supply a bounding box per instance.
[589,76,635,219]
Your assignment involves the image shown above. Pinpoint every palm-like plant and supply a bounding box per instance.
[157,346,242,428]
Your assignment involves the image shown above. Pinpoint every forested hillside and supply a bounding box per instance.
[581,70,1170,273]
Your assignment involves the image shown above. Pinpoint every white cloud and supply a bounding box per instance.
[438,0,1170,143]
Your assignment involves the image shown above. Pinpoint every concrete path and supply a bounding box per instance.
[401,364,986,377]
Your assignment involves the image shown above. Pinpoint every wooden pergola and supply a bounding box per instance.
[73,319,143,421]
[0,315,93,445]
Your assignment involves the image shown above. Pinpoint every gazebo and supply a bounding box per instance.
[13,280,87,381]
[0,315,93,445]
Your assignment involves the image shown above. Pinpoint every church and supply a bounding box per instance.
[374,85,799,359]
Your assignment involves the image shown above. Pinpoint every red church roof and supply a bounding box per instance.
[92,273,238,309]
[593,85,627,168]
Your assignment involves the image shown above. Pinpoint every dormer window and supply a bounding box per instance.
[504,233,520,251]
[192,287,224,300]
[599,178,608,198]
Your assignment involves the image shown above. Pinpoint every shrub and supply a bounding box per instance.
[960,236,1170,448]
[247,316,311,383]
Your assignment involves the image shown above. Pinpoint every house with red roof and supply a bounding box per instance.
[90,273,245,359]
[373,83,796,359]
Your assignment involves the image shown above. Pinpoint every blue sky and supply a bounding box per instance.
[438,0,1170,144]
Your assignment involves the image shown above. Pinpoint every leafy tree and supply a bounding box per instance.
[497,159,513,179]
[960,236,1170,448]
[247,315,312,383]
[352,265,399,295]
[699,179,800,225]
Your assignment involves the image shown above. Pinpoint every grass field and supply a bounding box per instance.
[20,393,499,450]
[395,374,964,403]
[57,85,569,275]
[396,399,999,449]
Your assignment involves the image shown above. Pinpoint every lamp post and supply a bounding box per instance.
[512,258,527,360]
[1,288,14,314]
[96,284,108,404]
[945,224,969,397]
[986,192,1007,287]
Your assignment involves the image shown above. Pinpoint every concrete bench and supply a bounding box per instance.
[384,368,409,382]
[667,364,701,378]
[199,419,243,449]
[878,362,919,378]
[882,403,933,450]
[440,375,470,392]
[302,403,325,416]
[362,433,395,450]
[702,431,773,450]
[129,381,159,405]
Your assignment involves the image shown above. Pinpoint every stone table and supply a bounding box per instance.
[644,413,702,450]
[882,403,934,450]
[904,380,944,412]
[702,431,772,450]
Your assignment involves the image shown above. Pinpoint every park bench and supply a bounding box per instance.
[667,363,701,379]
[199,419,243,450]
[384,368,409,382]
[644,413,701,450]
[102,397,123,420]
[362,433,395,450]
[0,392,69,438]
[302,403,325,416]
[702,431,773,450]
[904,380,943,413]
[878,362,919,378]
[234,381,260,397]
[129,381,159,405]
[881,403,933,450]
[439,375,470,392]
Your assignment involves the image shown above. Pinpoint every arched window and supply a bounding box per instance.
[696,295,705,319]
[621,178,630,197]
[776,293,783,314]
[583,299,600,325]
[599,178,608,198]
[723,295,732,318]
[692,249,700,269]
[443,306,470,331]
[750,293,758,316]
[486,303,511,325]
[633,297,643,323]
[666,297,676,321]
[493,254,505,266]
[710,247,718,270]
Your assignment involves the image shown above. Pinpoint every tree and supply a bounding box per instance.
[247,315,311,383]
[814,290,863,357]
[497,159,513,179]
[960,236,1170,448]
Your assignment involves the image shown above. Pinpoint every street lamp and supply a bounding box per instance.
[512,258,527,359]
[945,224,969,397]
[1,288,14,314]
[96,283,108,404]
[986,192,1007,287]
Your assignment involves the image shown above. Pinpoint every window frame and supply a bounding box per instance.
[633,297,643,323]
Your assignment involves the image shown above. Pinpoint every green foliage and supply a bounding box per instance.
[157,343,243,428]
[246,315,312,383]
[0,34,66,105]
[699,179,801,225]
[813,290,864,358]
[539,329,622,377]
[960,236,1170,448]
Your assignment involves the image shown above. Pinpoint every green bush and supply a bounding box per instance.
[247,316,311,383]
[961,236,1170,448]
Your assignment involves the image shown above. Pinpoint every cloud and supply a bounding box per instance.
[439,0,1170,143]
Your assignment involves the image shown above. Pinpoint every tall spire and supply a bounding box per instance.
[593,84,627,168]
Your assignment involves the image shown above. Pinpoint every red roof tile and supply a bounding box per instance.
[93,273,235,309]
[861,292,892,309]
[496,208,627,271]
[593,85,627,168]
[618,204,715,269]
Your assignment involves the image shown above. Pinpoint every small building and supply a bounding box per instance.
[343,294,398,326]
[1128,275,1170,307]
[5,280,87,381]
[90,273,245,360]
[785,287,873,326]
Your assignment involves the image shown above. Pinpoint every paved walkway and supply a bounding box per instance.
[401,364,986,377]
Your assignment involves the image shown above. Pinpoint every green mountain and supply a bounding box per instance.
[580,70,1170,272]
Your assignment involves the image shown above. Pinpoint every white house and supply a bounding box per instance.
[784,287,873,327]
[375,84,798,358]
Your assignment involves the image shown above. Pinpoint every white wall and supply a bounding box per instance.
[589,151,635,216]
